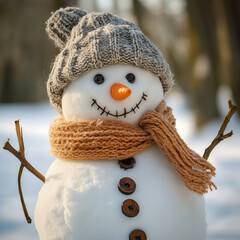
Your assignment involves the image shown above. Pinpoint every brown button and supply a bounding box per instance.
[118,177,136,195]
[122,199,139,217]
[129,229,147,240]
[119,157,136,170]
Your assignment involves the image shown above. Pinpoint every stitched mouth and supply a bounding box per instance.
[91,92,148,118]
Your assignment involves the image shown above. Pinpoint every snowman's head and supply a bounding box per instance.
[62,64,163,125]
[46,8,174,119]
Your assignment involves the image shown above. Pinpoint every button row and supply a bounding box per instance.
[118,158,147,239]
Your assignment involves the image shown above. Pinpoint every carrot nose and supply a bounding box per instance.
[110,83,132,100]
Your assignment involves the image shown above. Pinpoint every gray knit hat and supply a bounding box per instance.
[46,7,174,114]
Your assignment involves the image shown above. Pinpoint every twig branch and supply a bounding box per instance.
[3,122,45,182]
[3,120,45,224]
[18,164,31,223]
[203,99,239,160]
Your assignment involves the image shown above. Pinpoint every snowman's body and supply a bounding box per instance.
[35,146,206,240]
[35,64,207,239]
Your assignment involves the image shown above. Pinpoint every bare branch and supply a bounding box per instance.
[3,140,45,183]
[203,100,239,160]
[2,120,45,224]
[223,131,233,139]
[18,164,32,224]
[15,121,24,154]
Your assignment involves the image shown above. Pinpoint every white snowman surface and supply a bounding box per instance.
[34,64,206,240]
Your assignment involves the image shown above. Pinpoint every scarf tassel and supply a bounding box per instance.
[140,110,216,195]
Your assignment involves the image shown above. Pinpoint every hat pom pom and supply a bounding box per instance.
[46,7,87,49]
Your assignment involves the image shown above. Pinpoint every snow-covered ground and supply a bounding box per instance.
[0,91,239,240]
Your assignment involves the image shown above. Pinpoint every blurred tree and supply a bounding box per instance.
[131,0,153,39]
[184,0,240,126]
[185,0,221,127]
[132,0,146,33]
[0,0,77,103]
[223,0,240,108]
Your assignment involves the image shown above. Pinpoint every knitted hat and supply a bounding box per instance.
[46,7,174,114]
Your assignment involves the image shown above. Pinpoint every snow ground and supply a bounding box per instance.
[0,92,239,240]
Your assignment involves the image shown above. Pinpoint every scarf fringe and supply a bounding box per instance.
[140,110,216,195]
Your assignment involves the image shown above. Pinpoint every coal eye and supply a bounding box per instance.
[126,73,135,83]
[94,74,105,84]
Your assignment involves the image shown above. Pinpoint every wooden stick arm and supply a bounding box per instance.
[3,139,45,183]
[18,164,32,224]
[203,99,239,160]
[2,120,45,224]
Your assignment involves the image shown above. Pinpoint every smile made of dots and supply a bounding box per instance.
[91,92,148,118]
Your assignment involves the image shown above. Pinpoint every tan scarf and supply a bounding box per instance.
[49,100,216,195]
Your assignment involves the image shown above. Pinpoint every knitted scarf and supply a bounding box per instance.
[49,100,216,195]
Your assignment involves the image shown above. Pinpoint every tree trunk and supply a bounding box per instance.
[131,0,149,36]
[0,0,77,103]
[222,0,240,108]
[185,0,220,128]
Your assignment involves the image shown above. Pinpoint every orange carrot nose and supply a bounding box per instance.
[110,83,131,100]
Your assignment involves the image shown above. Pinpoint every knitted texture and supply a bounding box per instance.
[49,100,216,195]
[46,7,174,114]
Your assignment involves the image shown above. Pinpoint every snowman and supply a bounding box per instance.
[34,7,216,240]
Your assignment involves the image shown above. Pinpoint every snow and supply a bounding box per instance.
[0,92,240,240]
